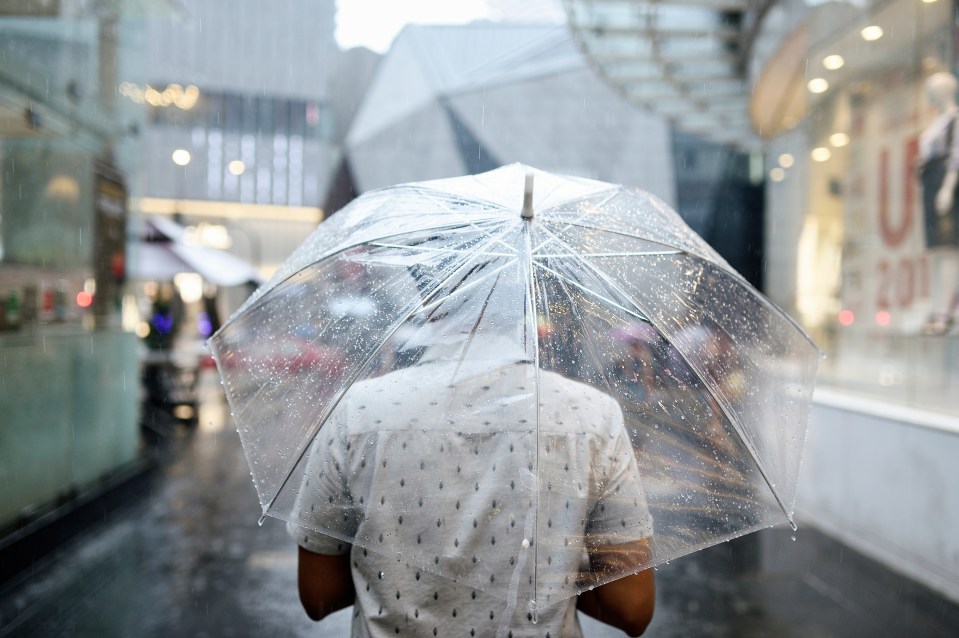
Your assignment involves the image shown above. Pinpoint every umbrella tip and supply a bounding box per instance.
[521,170,534,219]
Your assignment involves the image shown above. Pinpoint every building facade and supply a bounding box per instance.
[752,0,959,602]
[565,0,959,604]
[342,23,677,208]
[0,1,142,531]
[0,0,340,536]
[131,0,338,279]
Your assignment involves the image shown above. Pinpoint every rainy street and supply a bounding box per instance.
[4,0,959,636]
[0,371,956,638]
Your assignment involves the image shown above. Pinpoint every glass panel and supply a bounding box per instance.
[790,0,958,414]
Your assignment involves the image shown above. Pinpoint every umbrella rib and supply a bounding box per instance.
[532,260,647,322]
[216,218,507,335]
[636,326,795,524]
[230,249,443,421]
[522,221,544,615]
[536,225,657,327]
[368,241,515,258]
[362,217,519,260]
[534,226,795,524]
[535,188,621,235]
[449,271,502,384]
[341,217,506,256]
[530,190,621,253]
[544,261,627,438]
[417,258,517,319]
[543,219,700,258]
[257,225,521,521]
[404,183,512,216]
[400,184,529,249]
[535,250,681,258]
[687,253,821,353]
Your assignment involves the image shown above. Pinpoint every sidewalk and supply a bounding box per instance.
[1,370,957,637]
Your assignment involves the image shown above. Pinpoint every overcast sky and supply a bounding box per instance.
[335,0,566,53]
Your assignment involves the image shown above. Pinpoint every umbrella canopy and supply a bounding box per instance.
[131,216,262,287]
[210,164,819,618]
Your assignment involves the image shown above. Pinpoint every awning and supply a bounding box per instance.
[564,0,768,149]
[131,216,262,287]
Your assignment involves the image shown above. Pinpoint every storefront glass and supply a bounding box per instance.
[0,9,141,528]
[763,0,958,414]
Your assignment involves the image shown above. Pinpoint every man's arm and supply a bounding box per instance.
[577,538,655,636]
[297,546,356,621]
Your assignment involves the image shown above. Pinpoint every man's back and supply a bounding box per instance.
[287,349,653,637]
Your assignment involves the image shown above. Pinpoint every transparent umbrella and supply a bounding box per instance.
[209,164,820,623]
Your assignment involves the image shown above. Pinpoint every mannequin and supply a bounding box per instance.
[919,72,959,335]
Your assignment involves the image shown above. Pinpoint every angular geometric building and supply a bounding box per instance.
[338,23,676,210]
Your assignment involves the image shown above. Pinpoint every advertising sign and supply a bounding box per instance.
[92,163,127,326]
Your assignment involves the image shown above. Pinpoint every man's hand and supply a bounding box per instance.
[297,546,356,621]
[577,538,655,636]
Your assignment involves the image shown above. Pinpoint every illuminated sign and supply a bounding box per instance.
[119,83,200,110]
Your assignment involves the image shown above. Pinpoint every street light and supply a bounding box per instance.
[860,25,883,41]
[823,55,844,70]
[807,78,829,94]
[172,149,191,166]
[172,149,191,204]
[811,147,832,162]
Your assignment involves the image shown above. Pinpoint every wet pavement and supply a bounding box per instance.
[1,370,958,637]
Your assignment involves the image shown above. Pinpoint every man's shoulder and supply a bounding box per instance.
[539,370,619,404]
[336,365,622,434]
[537,370,623,433]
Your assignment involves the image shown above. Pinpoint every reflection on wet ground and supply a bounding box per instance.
[0,371,957,637]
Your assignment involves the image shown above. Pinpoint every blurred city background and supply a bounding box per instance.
[0,0,958,635]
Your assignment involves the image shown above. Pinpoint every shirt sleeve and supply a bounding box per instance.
[585,397,654,547]
[285,405,357,556]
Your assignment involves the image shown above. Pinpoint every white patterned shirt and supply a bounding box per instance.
[287,344,653,638]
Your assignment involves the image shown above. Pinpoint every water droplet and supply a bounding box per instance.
[791,535,797,542]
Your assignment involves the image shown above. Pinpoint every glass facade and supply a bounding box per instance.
[0,0,338,533]
[568,0,959,416]
[143,87,332,141]
[758,0,958,414]
[0,6,141,528]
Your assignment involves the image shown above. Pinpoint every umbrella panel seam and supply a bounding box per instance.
[533,225,793,521]
[623,305,795,522]
[213,217,507,336]
[522,220,544,617]
[256,224,525,520]
[532,260,648,323]
[542,219,712,264]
